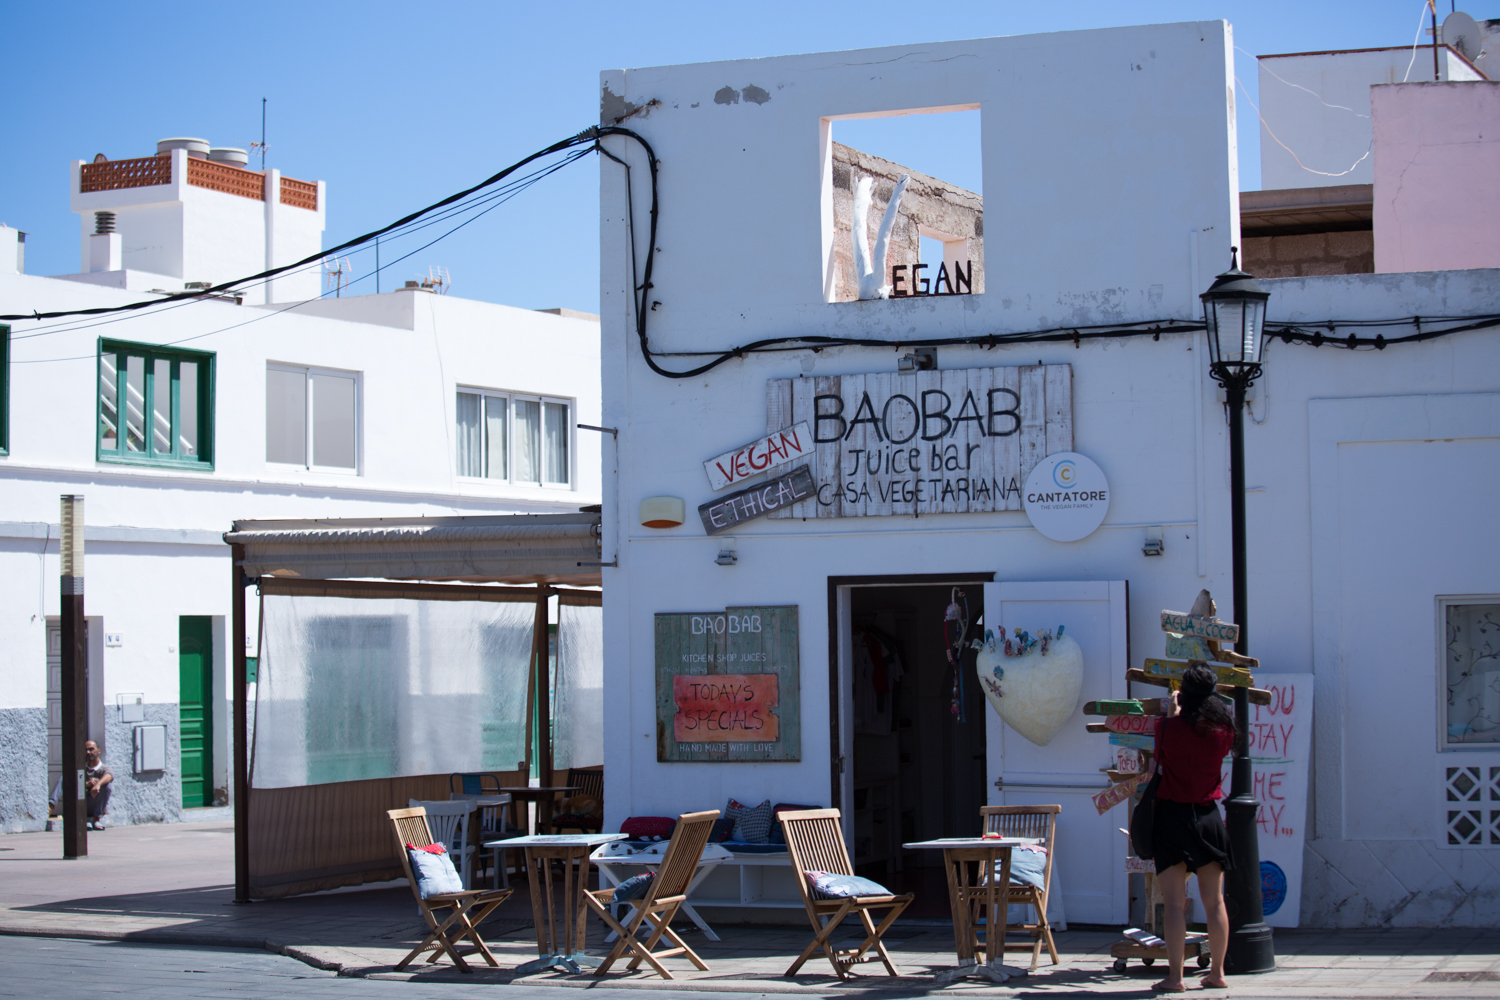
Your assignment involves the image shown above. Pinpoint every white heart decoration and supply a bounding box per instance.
[974,632,1084,747]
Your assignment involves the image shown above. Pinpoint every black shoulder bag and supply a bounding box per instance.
[1128,720,1164,860]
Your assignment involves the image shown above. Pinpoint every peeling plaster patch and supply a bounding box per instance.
[742,84,771,105]
[690,102,700,108]
[714,86,740,105]
[600,84,642,125]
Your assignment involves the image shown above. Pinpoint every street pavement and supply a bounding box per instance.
[3,822,1497,998]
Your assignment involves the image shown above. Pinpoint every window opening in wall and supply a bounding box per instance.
[825,107,984,303]
[266,364,358,472]
[98,340,214,468]
[456,388,571,487]
[1443,600,1500,746]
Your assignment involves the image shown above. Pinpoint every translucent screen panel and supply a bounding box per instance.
[515,399,541,484]
[544,401,569,485]
[265,368,307,465]
[99,353,119,451]
[554,603,603,769]
[253,593,536,788]
[485,395,508,480]
[178,361,199,457]
[455,391,482,477]
[1446,603,1500,744]
[312,373,356,469]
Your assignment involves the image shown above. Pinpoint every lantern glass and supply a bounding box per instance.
[1203,292,1267,368]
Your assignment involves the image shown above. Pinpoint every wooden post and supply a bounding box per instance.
[535,584,553,789]
[59,496,87,859]
[232,543,250,902]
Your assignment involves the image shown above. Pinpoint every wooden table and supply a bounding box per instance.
[485,832,626,975]
[903,836,1040,985]
[496,786,578,835]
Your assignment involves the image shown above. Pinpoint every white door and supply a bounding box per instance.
[984,580,1129,925]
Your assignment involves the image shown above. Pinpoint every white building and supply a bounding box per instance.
[0,136,601,831]
[596,20,1499,930]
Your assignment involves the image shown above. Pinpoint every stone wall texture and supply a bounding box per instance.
[0,708,49,833]
[1242,231,1374,278]
[1303,838,1500,927]
[829,143,984,302]
[103,703,183,825]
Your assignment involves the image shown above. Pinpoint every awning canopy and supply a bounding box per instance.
[223,512,603,586]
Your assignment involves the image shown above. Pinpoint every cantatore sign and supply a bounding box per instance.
[766,364,1072,519]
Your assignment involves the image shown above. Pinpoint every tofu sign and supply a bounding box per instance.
[704,422,812,491]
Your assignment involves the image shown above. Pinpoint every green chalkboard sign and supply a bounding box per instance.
[654,606,800,762]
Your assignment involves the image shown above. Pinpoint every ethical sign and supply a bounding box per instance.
[704,422,813,491]
[654,607,800,762]
[765,364,1072,519]
[1022,451,1110,542]
[699,465,815,535]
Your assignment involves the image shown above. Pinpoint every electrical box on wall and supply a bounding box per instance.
[133,725,166,773]
[117,693,144,723]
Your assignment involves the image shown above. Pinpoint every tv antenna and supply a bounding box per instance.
[323,257,354,297]
[249,98,268,171]
[421,266,451,294]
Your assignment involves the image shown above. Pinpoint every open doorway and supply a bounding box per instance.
[848,582,987,916]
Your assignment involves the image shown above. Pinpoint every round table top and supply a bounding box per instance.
[901,837,1040,850]
[495,786,578,796]
[484,832,626,848]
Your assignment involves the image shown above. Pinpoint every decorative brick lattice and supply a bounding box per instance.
[280,177,318,211]
[79,156,172,192]
[186,157,265,201]
[1446,765,1483,802]
[1447,808,1484,846]
[1489,810,1500,846]
[1490,766,1500,801]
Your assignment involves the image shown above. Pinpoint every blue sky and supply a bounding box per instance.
[3,1,1486,314]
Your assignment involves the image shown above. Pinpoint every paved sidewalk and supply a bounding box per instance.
[3,822,1497,997]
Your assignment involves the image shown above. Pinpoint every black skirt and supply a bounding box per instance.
[1152,799,1234,873]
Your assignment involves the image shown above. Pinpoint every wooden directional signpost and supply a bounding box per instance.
[1079,589,1261,974]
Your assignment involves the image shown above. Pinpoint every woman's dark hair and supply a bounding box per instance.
[1178,663,1237,737]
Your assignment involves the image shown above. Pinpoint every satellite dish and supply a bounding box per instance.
[1442,11,1482,63]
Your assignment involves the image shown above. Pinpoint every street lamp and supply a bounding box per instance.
[1200,248,1276,975]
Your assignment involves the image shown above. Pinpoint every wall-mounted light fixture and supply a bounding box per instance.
[715,536,738,566]
[1143,526,1164,557]
[897,347,936,373]
[639,496,685,528]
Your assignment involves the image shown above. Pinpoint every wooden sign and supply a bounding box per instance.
[1092,770,1150,814]
[672,674,780,742]
[1109,731,1155,750]
[1165,634,1213,660]
[1105,714,1155,735]
[703,422,813,491]
[1142,658,1253,687]
[1160,611,1240,643]
[1084,699,1147,716]
[699,465,815,535]
[765,364,1072,519]
[655,607,799,762]
[1125,855,1156,874]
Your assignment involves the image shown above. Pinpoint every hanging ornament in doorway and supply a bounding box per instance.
[943,588,970,722]
[974,625,1083,746]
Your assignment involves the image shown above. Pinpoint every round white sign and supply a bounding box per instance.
[1023,451,1109,542]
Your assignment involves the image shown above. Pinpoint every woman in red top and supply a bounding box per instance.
[1151,664,1235,991]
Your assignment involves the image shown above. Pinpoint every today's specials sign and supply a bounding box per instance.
[765,364,1072,519]
[654,606,800,762]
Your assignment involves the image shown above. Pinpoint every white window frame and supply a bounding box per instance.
[1436,595,1500,754]
[266,363,362,476]
[455,386,574,489]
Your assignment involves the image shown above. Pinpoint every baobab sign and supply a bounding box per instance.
[765,364,1073,518]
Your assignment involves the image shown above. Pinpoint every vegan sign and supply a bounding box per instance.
[765,364,1072,519]
[655,606,800,762]
[704,422,813,491]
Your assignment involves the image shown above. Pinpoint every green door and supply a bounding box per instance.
[179,616,214,808]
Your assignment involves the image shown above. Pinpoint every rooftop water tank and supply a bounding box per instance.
[208,147,250,169]
[157,137,210,158]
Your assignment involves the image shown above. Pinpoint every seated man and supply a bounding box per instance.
[49,740,114,830]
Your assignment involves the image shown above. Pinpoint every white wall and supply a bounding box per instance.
[600,22,1500,926]
[1257,46,1482,190]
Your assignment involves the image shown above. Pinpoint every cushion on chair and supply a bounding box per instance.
[406,843,464,899]
[619,816,677,840]
[612,870,657,902]
[769,803,821,844]
[991,845,1049,889]
[708,817,737,842]
[726,798,773,843]
[804,870,893,900]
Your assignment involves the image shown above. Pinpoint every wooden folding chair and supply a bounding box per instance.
[546,767,604,833]
[387,806,513,973]
[980,804,1061,971]
[779,807,913,980]
[582,809,718,979]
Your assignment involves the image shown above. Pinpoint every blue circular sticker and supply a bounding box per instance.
[1260,860,1287,915]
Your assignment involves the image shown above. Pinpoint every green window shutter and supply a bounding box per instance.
[97,338,215,470]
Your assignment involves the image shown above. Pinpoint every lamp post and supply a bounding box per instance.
[1200,248,1276,974]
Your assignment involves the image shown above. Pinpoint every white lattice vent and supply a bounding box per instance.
[1442,762,1500,847]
